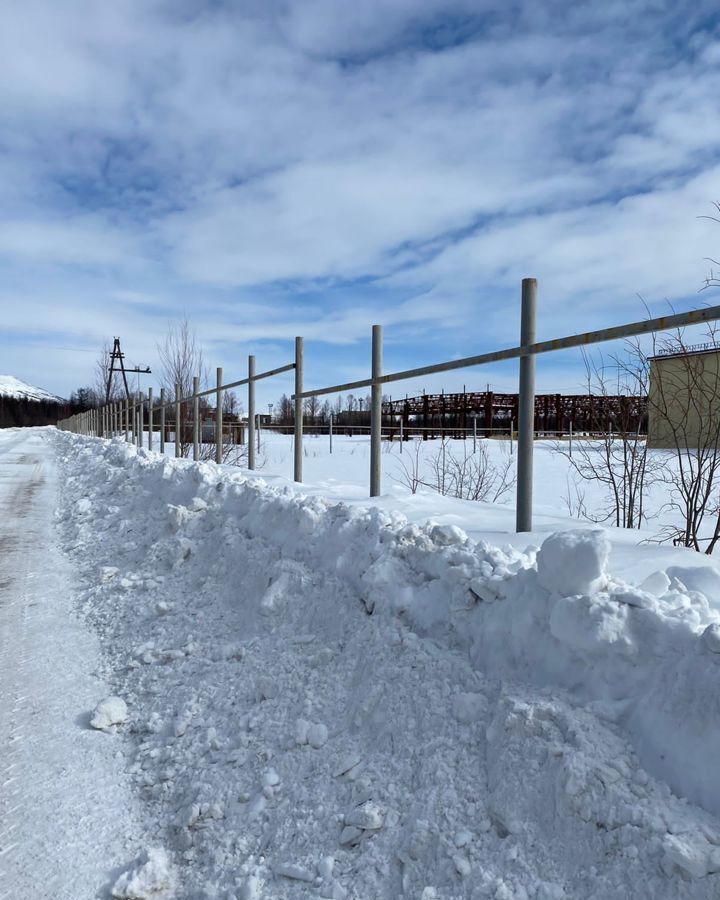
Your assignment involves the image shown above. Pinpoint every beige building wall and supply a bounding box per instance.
[648,350,720,449]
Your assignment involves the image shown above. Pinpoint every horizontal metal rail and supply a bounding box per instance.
[126,361,295,413]
[293,304,720,400]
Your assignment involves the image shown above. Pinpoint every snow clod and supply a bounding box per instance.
[274,862,315,882]
[537,529,610,596]
[90,696,128,730]
[111,848,175,898]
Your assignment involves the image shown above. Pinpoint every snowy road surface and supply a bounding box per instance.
[3,426,720,898]
[0,429,142,899]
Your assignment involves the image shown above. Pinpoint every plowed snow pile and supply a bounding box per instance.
[55,432,720,899]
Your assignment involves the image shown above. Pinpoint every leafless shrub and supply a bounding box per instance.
[561,477,589,520]
[554,344,662,529]
[392,438,515,502]
[393,439,424,494]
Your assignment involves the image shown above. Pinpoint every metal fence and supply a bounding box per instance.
[58,278,720,532]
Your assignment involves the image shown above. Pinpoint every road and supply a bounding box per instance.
[0,428,141,900]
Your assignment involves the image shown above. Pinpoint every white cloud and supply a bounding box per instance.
[1,0,720,400]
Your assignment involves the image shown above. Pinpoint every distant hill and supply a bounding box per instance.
[0,375,65,404]
[0,376,84,428]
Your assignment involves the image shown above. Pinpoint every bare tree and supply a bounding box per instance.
[305,394,321,425]
[555,345,661,529]
[276,394,294,426]
[223,390,242,418]
[157,318,208,457]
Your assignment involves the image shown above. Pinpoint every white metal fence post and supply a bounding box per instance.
[148,388,154,451]
[248,355,256,470]
[175,383,181,458]
[216,367,223,465]
[516,277,537,533]
[160,388,165,454]
[329,413,333,454]
[192,376,200,461]
[473,416,477,453]
[137,393,144,448]
[370,324,382,498]
[569,420,573,458]
[294,337,303,483]
[399,416,403,452]
[125,397,130,442]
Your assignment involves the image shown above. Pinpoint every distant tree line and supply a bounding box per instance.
[272,392,377,426]
[0,395,90,429]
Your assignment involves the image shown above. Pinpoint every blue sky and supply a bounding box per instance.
[1,0,720,407]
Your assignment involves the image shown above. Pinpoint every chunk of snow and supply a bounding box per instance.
[639,570,671,597]
[111,848,175,898]
[537,529,610,596]
[344,801,384,830]
[274,862,315,882]
[307,722,329,748]
[90,696,128,730]
[663,833,720,879]
[430,524,467,546]
[452,854,471,877]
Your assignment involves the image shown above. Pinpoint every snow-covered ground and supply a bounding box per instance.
[4,425,720,898]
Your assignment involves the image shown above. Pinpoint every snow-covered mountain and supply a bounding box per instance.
[0,375,65,404]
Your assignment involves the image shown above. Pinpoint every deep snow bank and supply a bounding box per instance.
[55,432,720,897]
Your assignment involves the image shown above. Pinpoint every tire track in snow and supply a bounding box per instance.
[0,432,146,900]
[0,452,41,897]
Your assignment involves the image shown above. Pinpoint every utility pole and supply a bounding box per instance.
[105,337,151,401]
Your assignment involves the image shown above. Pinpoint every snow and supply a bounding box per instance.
[0,428,144,899]
[0,374,64,403]
[91,695,129,730]
[5,424,720,896]
[111,848,176,899]
[20,426,718,897]
[536,528,610,596]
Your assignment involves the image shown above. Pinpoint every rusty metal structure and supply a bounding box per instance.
[381,391,648,438]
